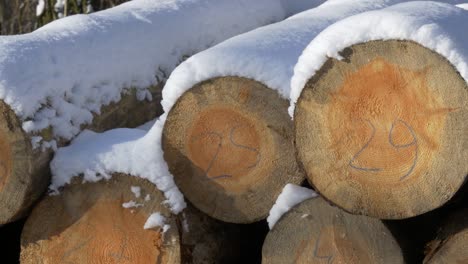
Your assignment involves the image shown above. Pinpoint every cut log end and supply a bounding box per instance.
[163,77,303,223]
[20,174,180,264]
[295,40,468,219]
[0,100,51,224]
[262,198,404,264]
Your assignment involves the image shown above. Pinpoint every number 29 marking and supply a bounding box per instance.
[349,119,418,181]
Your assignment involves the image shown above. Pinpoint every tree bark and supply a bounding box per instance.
[163,77,304,223]
[262,197,404,264]
[294,40,468,219]
[20,174,180,264]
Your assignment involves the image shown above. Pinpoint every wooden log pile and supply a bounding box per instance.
[0,0,296,226]
[0,85,163,225]
[1,1,468,264]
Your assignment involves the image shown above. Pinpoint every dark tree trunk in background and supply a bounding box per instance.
[0,0,130,35]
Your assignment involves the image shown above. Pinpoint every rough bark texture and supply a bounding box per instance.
[294,40,468,219]
[0,100,52,225]
[262,197,404,264]
[424,209,468,264]
[20,174,180,264]
[0,83,162,224]
[163,77,304,223]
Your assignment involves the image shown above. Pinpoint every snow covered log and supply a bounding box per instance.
[0,83,162,225]
[20,174,180,263]
[163,77,301,224]
[0,0,313,224]
[292,2,468,219]
[424,209,468,264]
[161,0,409,224]
[262,197,404,264]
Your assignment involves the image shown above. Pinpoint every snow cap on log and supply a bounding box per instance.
[290,1,468,116]
[161,0,411,114]
[458,3,468,10]
[267,184,317,229]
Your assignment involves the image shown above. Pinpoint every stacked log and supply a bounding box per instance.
[163,77,301,223]
[294,40,467,219]
[0,0,304,225]
[5,1,468,263]
[20,174,180,263]
[262,197,404,263]
[161,0,404,223]
[424,209,468,264]
[20,174,270,264]
[0,84,162,225]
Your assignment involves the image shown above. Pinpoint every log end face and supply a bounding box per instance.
[326,57,447,184]
[21,175,180,264]
[262,198,403,264]
[294,225,372,264]
[0,128,12,192]
[21,199,163,264]
[295,40,468,219]
[187,107,262,192]
[0,100,39,224]
[164,77,302,223]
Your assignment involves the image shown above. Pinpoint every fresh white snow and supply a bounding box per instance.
[145,194,151,201]
[54,0,66,18]
[289,1,468,116]
[144,212,170,233]
[457,3,468,9]
[161,0,411,113]
[267,184,317,229]
[0,0,292,149]
[36,0,46,17]
[122,200,144,208]
[131,186,141,198]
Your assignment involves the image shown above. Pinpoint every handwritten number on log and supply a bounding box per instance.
[349,119,418,180]
[389,119,418,180]
[229,125,261,169]
[192,125,261,180]
[313,229,334,264]
[349,120,382,173]
[192,132,229,179]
